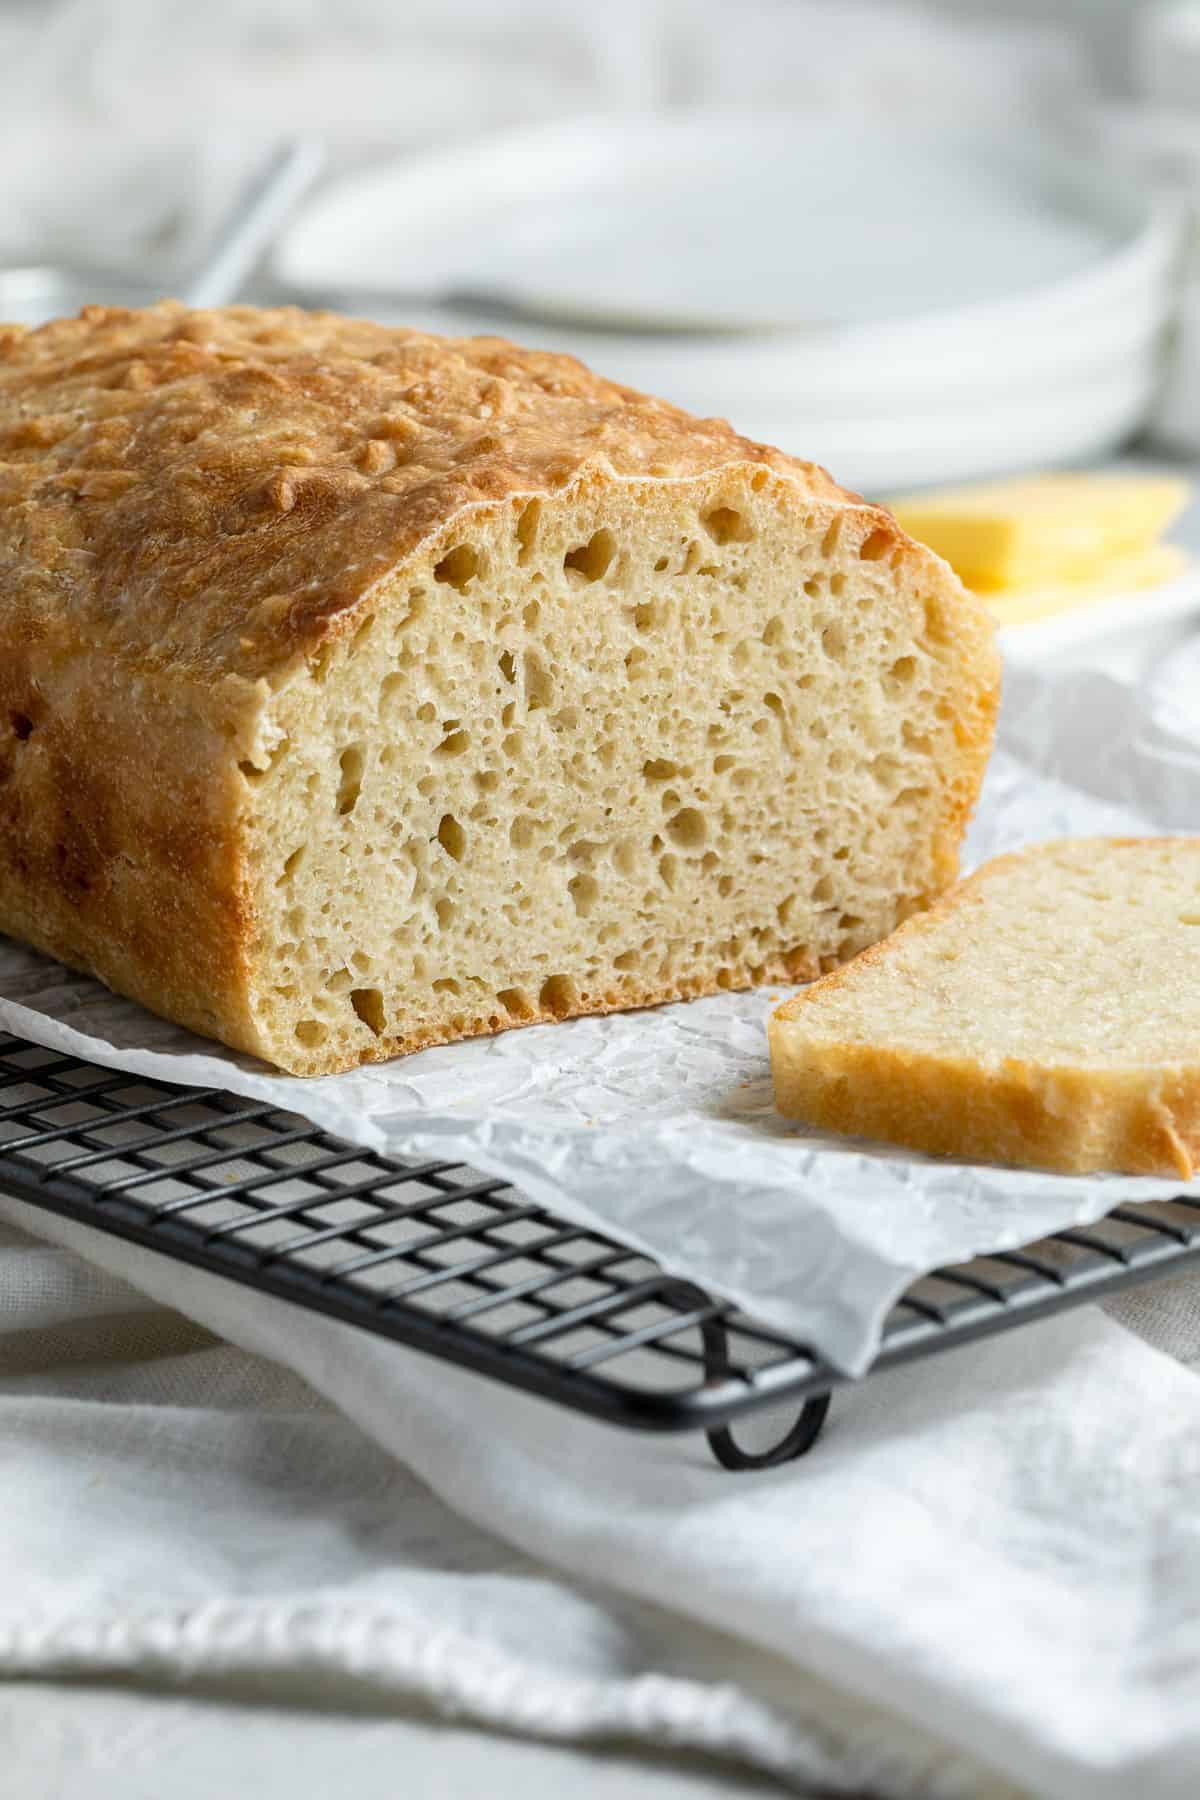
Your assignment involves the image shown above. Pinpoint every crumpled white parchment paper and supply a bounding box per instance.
[3,652,1199,1374]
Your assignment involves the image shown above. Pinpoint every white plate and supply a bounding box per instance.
[277,112,1173,337]
[741,356,1159,491]
[998,562,1200,661]
[383,287,1170,417]
[275,113,1177,488]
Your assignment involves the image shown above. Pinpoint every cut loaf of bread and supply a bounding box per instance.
[0,303,997,1075]
[770,838,1200,1177]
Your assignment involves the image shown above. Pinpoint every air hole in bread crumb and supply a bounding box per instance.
[613,950,638,972]
[336,744,365,815]
[821,623,848,661]
[713,753,736,774]
[295,1020,327,1047]
[436,727,470,757]
[613,840,637,878]
[761,615,784,647]
[434,545,479,591]
[751,469,769,493]
[569,872,599,917]
[813,874,834,903]
[277,846,305,885]
[642,757,677,782]
[498,986,535,1019]
[510,814,537,849]
[438,814,466,860]
[764,692,784,720]
[634,600,659,631]
[516,500,541,565]
[539,974,577,1016]
[564,529,616,583]
[523,651,552,708]
[435,896,455,930]
[702,505,752,545]
[667,807,707,850]
[498,649,516,684]
[859,527,894,561]
[658,853,679,891]
[433,977,461,995]
[653,555,670,572]
[10,712,32,741]
[351,987,386,1034]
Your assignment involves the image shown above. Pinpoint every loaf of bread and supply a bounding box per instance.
[0,303,997,1075]
[770,838,1200,1177]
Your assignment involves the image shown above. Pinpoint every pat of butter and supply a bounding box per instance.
[885,473,1190,593]
[985,544,1189,627]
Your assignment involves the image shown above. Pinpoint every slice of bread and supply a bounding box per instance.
[769,839,1200,1177]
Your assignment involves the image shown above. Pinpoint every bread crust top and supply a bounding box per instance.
[0,302,855,686]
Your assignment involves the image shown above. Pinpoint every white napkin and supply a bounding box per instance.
[3,1189,1200,1800]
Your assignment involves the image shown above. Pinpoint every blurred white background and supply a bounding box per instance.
[1,0,1199,542]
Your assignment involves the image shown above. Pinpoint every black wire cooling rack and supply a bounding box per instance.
[2,1028,1199,1470]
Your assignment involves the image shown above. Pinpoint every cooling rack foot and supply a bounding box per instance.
[705,1392,831,1470]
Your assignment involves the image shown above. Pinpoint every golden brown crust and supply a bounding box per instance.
[0,301,848,689]
[770,841,1200,1178]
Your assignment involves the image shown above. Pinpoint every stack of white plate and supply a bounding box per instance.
[274,114,1179,496]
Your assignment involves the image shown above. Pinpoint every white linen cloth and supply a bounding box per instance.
[3,1191,1200,1800]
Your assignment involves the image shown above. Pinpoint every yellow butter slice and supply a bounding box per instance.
[985,544,1190,627]
[886,473,1190,593]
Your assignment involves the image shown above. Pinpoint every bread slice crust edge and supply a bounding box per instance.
[770,840,1200,1178]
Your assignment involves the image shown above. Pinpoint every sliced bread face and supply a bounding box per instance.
[245,469,995,1072]
[770,838,1200,1178]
